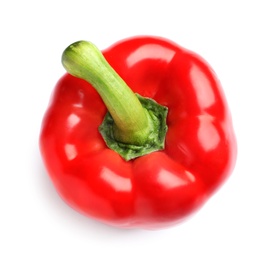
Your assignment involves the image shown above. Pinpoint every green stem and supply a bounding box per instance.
[62,41,151,145]
[62,40,168,160]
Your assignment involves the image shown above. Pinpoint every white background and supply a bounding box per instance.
[1,0,274,259]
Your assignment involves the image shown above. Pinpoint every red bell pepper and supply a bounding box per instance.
[40,36,237,229]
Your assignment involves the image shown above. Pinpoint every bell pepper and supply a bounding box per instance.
[40,36,237,229]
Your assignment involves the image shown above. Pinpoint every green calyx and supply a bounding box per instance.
[62,40,168,161]
[99,94,168,160]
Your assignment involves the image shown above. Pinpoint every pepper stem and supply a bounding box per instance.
[62,40,168,160]
[62,41,150,145]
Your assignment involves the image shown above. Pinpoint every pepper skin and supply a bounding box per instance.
[40,36,237,229]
